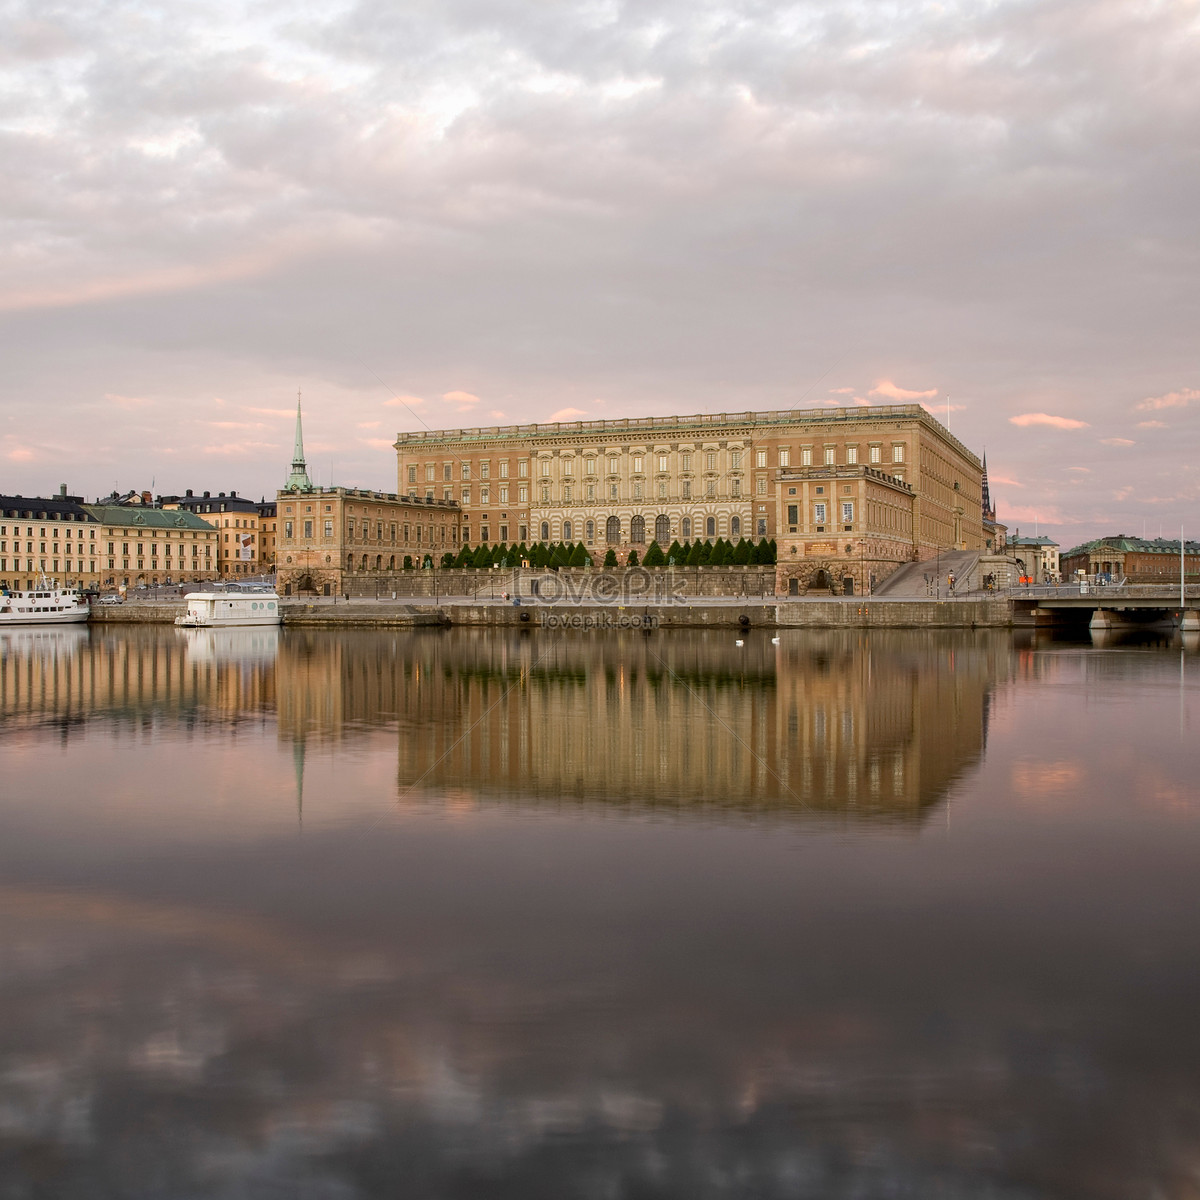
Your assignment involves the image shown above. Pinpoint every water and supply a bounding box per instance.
[0,624,1197,1198]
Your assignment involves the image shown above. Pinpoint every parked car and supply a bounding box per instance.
[94,595,124,606]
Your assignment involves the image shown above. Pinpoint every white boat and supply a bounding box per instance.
[175,591,282,627]
[0,578,89,625]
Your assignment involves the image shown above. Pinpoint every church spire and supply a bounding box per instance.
[981,451,995,523]
[284,390,313,492]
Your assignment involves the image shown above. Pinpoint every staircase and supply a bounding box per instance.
[873,551,982,597]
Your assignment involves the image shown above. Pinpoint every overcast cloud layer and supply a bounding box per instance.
[2,0,1198,544]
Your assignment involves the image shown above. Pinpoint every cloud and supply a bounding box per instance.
[989,475,1023,488]
[490,410,507,419]
[383,395,426,409]
[360,437,395,451]
[1067,467,1091,473]
[548,407,588,422]
[1008,413,1090,430]
[7,446,34,462]
[870,381,937,401]
[1136,388,1200,412]
[443,391,480,410]
[204,420,266,430]
[1003,504,1073,525]
[104,392,153,410]
[828,387,855,395]
[1136,420,1167,428]
[246,407,296,418]
[357,421,381,429]
[1100,437,1136,447]
[202,442,277,457]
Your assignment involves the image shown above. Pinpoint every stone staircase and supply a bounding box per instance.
[874,551,982,597]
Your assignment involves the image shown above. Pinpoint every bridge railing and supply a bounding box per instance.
[1006,582,1200,601]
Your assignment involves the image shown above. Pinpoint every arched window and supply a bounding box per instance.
[347,554,354,571]
[730,516,741,537]
[682,518,691,539]
[563,520,572,541]
[706,517,716,538]
[388,555,395,569]
[585,520,595,544]
[375,555,383,570]
[361,554,369,570]
[655,514,670,543]
[541,521,550,541]
[606,516,621,544]
[630,515,645,543]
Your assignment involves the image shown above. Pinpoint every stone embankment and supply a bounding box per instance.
[89,597,1011,629]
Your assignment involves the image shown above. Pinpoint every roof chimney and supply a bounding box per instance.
[59,484,67,497]
[186,489,193,497]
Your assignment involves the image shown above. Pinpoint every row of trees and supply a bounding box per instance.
[409,537,779,570]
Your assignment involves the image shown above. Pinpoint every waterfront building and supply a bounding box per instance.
[394,404,986,579]
[257,500,278,573]
[83,503,220,588]
[163,490,264,577]
[0,488,102,591]
[275,399,461,595]
[1008,532,1060,583]
[1061,535,1200,582]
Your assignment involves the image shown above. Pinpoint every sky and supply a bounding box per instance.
[1,0,1197,548]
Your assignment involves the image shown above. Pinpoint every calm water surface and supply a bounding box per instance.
[1,624,1198,1199]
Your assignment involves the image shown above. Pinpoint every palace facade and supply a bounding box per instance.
[394,404,985,577]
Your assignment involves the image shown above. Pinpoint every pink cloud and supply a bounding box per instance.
[490,410,507,419]
[204,420,265,430]
[1008,413,1090,430]
[548,407,588,422]
[870,380,937,401]
[247,407,296,418]
[1003,504,1072,524]
[989,475,1023,487]
[443,390,480,410]
[828,386,855,395]
[7,446,34,462]
[1136,387,1200,411]
[1067,466,1091,473]
[360,437,395,451]
[202,441,277,457]
[357,421,382,429]
[1100,437,1135,447]
[1137,420,1167,429]
[383,394,425,409]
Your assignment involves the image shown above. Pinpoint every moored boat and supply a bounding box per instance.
[0,578,89,626]
[175,592,282,627]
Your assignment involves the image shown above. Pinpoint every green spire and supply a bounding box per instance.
[285,392,313,492]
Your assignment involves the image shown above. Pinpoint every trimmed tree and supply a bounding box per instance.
[667,540,683,564]
[697,539,713,566]
[626,548,640,566]
[603,547,618,568]
[569,541,590,567]
[403,555,414,570]
[732,537,751,565]
[685,540,704,567]
[643,540,665,567]
[454,544,474,568]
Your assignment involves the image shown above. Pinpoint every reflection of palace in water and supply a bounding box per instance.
[2,625,1007,821]
[275,628,1009,822]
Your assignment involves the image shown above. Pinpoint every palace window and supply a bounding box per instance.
[683,480,691,499]
[814,503,827,524]
[870,445,882,463]
[892,444,905,463]
[425,464,435,481]
[518,460,528,477]
[633,456,643,473]
[658,454,668,472]
[563,459,573,476]
[540,460,550,477]
[681,453,692,471]
[499,485,509,503]
[481,462,491,479]
[705,453,716,471]
[825,447,836,465]
[586,458,596,475]
[518,485,528,502]
[499,461,509,478]
[780,450,791,467]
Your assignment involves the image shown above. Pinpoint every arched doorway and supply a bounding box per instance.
[788,577,799,596]
[630,515,645,544]
[655,514,670,543]
[606,516,621,544]
[810,569,833,593]
[296,573,316,594]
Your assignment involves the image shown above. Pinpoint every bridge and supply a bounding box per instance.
[1009,582,1200,632]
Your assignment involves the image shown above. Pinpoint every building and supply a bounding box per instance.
[1061,536,1200,583]
[1008,532,1060,583]
[83,504,220,588]
[774,464,917,595]
[1,488,102,591]
[274,399,461,595]
[394,404,985,579]
[163,490,264,578]
[256,500,278,572]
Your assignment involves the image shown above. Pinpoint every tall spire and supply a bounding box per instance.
[284,390,313,492]
[981,451,994,523]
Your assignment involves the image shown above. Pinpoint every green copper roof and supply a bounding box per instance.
[83,505,216,530]
[1062,535,1200,557]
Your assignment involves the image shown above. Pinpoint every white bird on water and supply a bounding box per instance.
[735,639,744,647]
[771,637,780,645]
